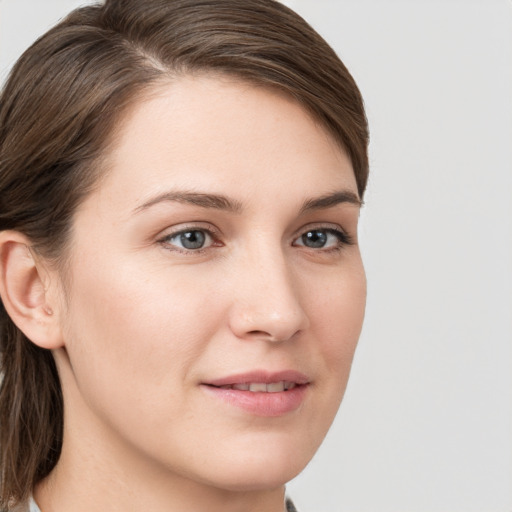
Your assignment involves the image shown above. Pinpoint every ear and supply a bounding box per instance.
[0,231,64,349]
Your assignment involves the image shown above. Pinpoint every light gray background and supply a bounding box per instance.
[1,1,511,511]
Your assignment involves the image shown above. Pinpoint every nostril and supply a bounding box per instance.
[247,330,269,337]
[246,329,301,343]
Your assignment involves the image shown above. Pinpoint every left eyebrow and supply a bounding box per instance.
[133,191,243,214]
[299,190,363,213]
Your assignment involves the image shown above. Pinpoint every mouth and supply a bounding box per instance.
[208,381,299,393]
[201,370,310,417]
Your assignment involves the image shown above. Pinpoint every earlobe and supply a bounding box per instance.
[0,231,64,349]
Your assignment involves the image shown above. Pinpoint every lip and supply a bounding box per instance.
[201,370,310,417]
[204,370,310,388]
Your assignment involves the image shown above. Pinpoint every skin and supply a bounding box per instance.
[31,76,366,512]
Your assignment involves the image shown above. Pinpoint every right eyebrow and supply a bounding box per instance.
[133,190,244,215]
[299,190,363,213]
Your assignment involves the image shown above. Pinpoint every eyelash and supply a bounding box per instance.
[293,227,354,253]
[157,224,353,255]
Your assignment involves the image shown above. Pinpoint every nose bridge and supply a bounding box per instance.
[228,240,309,342]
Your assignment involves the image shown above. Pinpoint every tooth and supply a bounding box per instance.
[267,382,285,393]
[249,383,267,392]
[232,383,250,391]
[284,381,296,391]
[220,385,232,390]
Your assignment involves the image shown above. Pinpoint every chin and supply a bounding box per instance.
[195,437,317,492]
[208,464,302,493]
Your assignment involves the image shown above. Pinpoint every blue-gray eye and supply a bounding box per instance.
[302,230,328,248]
[294,228,348,249]
[168,230,210,250]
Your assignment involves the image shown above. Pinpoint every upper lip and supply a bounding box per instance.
[203,370,310,387]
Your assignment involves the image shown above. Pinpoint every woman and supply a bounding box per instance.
[0,0,369,511]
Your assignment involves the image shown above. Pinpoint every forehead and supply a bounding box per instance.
[89,75,357,215]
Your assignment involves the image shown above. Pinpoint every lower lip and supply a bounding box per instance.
[201,384,308,417]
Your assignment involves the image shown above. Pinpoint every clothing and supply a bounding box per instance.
[27,498,40,512]
[20,496,297,511]
[286,496,298,512]
[9,497,40,512]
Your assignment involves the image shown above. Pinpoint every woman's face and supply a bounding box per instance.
[53,75,366,491]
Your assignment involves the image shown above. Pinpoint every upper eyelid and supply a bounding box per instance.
[292,222,349,238]
[157,223,220,239]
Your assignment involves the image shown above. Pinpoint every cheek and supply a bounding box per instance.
[311,259,366,355]
[306,259,366,413]
[60,256,224,420]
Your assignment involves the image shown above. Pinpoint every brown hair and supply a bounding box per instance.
[0,0,369,507]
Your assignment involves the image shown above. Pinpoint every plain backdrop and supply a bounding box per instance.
[1,1,511,511]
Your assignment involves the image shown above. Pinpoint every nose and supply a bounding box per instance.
[227,248,309,343]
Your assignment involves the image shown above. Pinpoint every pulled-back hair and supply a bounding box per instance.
[0,0,369,507]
